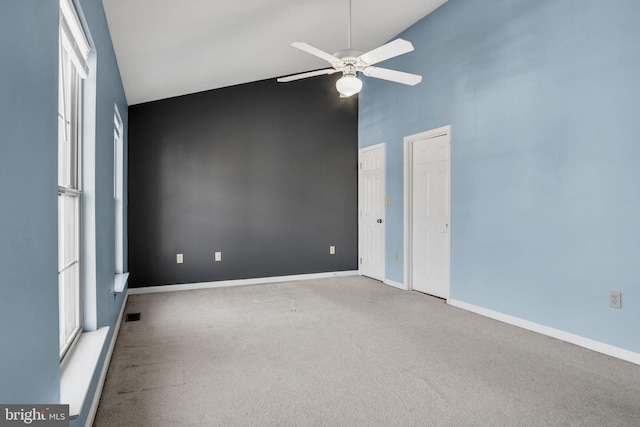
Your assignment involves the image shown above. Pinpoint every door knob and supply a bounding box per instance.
[377,218,383,224]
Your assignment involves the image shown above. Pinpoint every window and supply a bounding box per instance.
[58,0,90,359]
[114,105,124,274]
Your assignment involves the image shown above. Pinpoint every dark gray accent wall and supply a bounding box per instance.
[128,75,358,288]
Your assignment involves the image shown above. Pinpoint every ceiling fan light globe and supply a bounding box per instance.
[336,74,362,97]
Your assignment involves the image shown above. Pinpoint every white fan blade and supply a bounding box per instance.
[359,39,414,65]
[363,67,422,86]
[291,42,342,65]
[277,68,338,83]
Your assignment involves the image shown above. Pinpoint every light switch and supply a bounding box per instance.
[215,251,222,262]
[386,197,391,206]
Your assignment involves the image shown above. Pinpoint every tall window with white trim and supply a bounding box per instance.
[58,0,90,359]
[114,105,124,274]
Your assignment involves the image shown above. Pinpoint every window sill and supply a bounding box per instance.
[114,272,129,293]
[60,327,109,419]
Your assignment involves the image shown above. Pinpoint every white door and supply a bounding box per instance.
[359,144,385,281]
[411,134,450,298]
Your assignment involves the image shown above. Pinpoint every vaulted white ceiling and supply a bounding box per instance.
[102,0,447,105]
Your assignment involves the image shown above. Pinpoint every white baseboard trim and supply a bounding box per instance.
[128,271,360,295]
[383,279,408,290]
[85,293,129,427]
[448,299,640,366]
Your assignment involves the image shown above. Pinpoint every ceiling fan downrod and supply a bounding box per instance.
[347,0,352,50]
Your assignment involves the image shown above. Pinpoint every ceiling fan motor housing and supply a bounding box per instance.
[334,49,364,59]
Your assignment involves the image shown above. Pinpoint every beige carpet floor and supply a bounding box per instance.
[94,276,640,426]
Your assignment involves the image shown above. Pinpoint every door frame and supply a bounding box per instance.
[403,125,451,298]
[358,143,386,281]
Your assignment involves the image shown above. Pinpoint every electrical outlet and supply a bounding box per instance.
[215,251,222,262]
[329,246,336,255]
[176,253,183,264]
[609,291,621,308]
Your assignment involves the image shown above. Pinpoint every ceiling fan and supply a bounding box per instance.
[277,0,422,97]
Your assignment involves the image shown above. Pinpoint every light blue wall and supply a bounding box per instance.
[76,0,128,329]
[359,0,640,353]
[72,0,129,425]
[0,1,61,404]
[0,0,129,420]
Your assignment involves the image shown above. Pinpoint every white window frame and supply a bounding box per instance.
[59,0,90,360]
[114,105,124,274]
